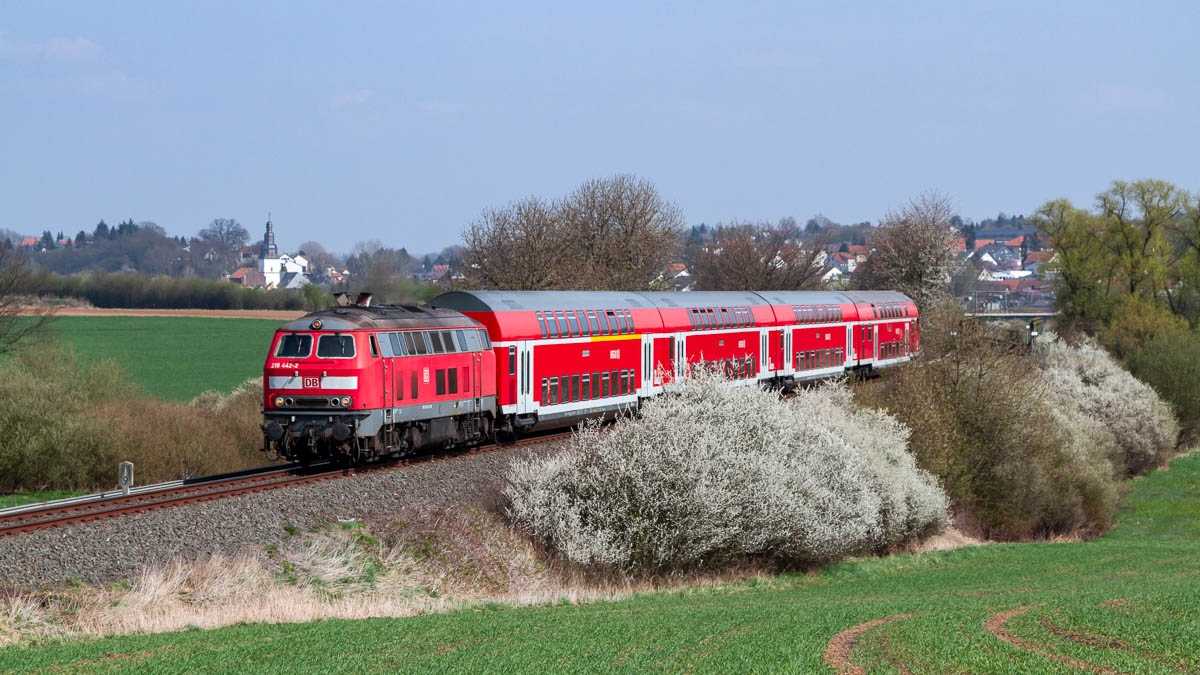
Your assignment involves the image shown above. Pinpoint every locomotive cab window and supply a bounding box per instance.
[429,331,445,354]
[275,333,312,358]
[478,330,492,350]
[316,334,355,359]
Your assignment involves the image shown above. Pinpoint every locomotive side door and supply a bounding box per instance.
[473,347,482,410]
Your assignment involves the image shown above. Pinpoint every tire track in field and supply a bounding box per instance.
[984,605,1119,674]
[823,613,913,674]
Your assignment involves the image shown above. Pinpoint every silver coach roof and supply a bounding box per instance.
[433,289,913,313]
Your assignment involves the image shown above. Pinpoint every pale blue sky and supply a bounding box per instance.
[2,1,1197,253]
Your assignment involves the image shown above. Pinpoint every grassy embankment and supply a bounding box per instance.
[47,316,281,401]
[3,453,1197,672]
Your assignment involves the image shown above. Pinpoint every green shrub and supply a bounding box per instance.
[1126,330,1200,444]
[865,303,1125,539]
[0,339,267,492]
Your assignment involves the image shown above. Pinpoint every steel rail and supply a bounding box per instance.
[0,430,574,537]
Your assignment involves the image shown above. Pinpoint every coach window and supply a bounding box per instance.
[688,309,696,330]
[624,310,634,332]
[275,333,312,358]
[554,311,568,337]
[317,334,356,359]
[549,377,558,405]
[541,378,549,404]
[429,331,445,354]
[565,311,579,337]
[615,310,628,334]
[571,374,580,402]
[546,312,559,338]
[581,373,590,400]
[508,346,516,376]
[591,371,600,398]
[536,312,548,339]
[601,372,610,397]
[448,368,458,395]
[436,369,446,396]
[597,309,610,335]
[586,310,600,334]
[575,310,590,336]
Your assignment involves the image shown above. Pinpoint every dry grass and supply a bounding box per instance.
[0,507,790,647]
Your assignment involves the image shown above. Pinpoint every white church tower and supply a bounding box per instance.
[258,215,282,287]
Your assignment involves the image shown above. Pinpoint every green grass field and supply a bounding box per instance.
[3,454,1197,673]
[48,316,283,401]
[0,490,86,509]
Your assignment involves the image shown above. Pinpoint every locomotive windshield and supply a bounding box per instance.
[317,334,356,358]
[275,333,312,358]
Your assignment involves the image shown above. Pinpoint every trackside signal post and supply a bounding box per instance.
[118,462,134,495]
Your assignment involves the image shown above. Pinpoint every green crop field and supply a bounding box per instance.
[4,454,1198,673]
[47,316,283,401]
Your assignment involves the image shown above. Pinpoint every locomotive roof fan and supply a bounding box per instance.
[332,292,373,308]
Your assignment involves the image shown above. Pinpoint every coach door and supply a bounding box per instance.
[652,337,673,388]
[516,340,533,414]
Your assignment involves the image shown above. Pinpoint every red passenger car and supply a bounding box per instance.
[261,289,918,463]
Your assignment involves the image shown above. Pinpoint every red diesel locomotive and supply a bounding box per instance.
[261,290,917,464]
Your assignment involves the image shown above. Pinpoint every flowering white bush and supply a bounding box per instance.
[1038,335,1178,475]
[504,376,948,575]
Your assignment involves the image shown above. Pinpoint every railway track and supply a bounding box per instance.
[0,430,573,537]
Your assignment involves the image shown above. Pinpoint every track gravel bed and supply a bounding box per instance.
[0,444,555,588]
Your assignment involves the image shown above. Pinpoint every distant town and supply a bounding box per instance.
[2,210,1056,312]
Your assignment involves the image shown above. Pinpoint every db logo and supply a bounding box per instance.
[303,377,320,389]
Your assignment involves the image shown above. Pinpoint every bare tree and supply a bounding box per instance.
[691,218,825,290]
[297,240,342,275]
[0,246,53,355]
[463,175,685,291]
[856,191,959,310]
[198,218,249,270]
[463,196,570,289]
[558,174,686,290]
[199,218,249,251]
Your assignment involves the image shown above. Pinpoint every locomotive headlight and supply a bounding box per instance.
[284,397,294,407]
[329,397,340,407]
[341,396,351,407]
[274,396,285,408]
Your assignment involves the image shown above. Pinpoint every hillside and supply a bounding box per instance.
[3,452,1196,672]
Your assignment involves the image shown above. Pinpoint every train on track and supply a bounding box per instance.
[261,290,918,464]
